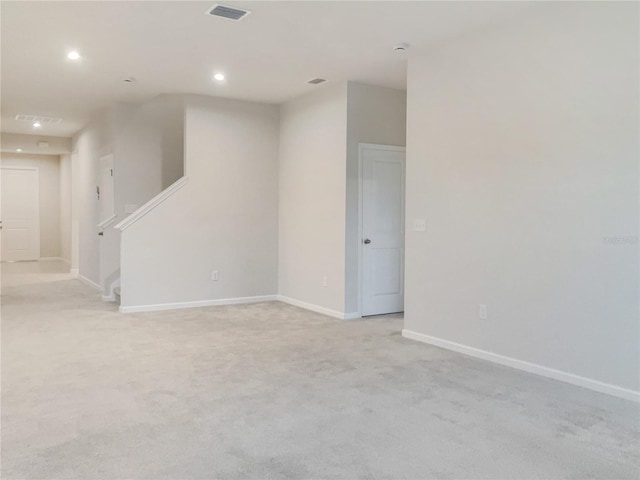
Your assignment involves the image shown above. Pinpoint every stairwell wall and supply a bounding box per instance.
[120,95,279,309]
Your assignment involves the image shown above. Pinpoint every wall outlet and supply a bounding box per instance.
[211,270,219,281]
[322,275,328,288]
[479,304,488,320]
[413,219,426,232]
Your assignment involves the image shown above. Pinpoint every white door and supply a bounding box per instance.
[98,154,115,223]
[360,144,405,316]
[1,168,40,261]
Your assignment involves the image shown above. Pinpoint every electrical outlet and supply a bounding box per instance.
[322,275,328,288]
[479,304,488,320]
[211,270,219,281]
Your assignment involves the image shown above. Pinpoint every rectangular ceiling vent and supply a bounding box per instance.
[307,78,327,85]
[206,4,251,21]
[15,114,62,124]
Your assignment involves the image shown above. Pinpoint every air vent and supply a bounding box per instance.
[206,4,251,21]
[307,78,326,85]
[14,114,62,125]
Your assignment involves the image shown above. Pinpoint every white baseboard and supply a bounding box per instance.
[70,268,79,276]
[102,294,116,302]
[40,257,69,264]
[276,295,360,320]
[119,294,278,313]
[77,274,101,292]
[402,329,640,403]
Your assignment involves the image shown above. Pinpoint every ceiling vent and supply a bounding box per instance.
[14,114,62,125]
[307,78,326,85]
[206,4,251,21]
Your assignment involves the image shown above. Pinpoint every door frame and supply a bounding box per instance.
[0,166,41,261]
[357,143,406,316]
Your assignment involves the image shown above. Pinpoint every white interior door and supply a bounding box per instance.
[1,167,40,261]
[98,154,115,223]
[360,144,406,316]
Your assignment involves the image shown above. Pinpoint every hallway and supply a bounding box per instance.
[1,262,639,479]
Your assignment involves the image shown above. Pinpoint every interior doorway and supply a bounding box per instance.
[358,144,406,316]
[0,167,40,262]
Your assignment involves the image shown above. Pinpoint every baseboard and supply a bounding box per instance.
[119,294,278,313]
[102,294,116,302]
[77,274,101,292]
[402,329,640,403]
[40,257,69,264]
[276,295,360,320]
[70,268,79,276]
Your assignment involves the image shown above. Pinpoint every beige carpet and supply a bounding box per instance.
[2,262,639,479]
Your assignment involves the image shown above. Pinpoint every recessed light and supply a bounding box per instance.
[213,73,225,81]
[16,148,22,152]
[67,50,81,60]
[33,122,42,128]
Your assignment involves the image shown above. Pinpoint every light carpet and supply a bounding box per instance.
[1,265,639,479]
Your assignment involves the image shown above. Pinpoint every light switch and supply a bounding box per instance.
[413,219,426,232]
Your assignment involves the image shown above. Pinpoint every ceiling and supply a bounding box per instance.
[1,1,538,137]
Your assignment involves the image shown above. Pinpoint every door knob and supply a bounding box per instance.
[364,238,371,244]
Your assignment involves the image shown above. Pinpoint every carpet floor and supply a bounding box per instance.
[1,263,639,479]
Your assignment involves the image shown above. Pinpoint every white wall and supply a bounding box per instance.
[112,103,163,218]
[72,110,113,284]
[145,95,185,189]
[278,83,349,314]
[345,82,406,314]
[404,2,639,392]
[1,153,61,258]
[120,95,279,308]
[59,153,71,262]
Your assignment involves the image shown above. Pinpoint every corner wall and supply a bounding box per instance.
[59,153,71,262]
[404,2,639,393]
[72,109,114,285]
[278,83,348,315]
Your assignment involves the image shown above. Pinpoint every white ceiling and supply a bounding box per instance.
[1,1,538,137]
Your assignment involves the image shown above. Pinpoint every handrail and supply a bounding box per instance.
[98,214,117,230]
[114,176,189,231]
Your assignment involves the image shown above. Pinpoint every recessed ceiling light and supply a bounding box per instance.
[213,73,225,81]
[33,122,42,128]
[16,148,22,152]
[67,50,81,60]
